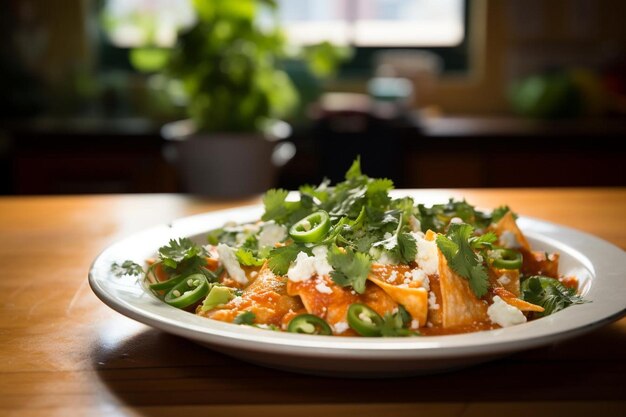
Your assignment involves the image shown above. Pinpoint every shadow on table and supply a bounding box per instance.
[92,322,626,412]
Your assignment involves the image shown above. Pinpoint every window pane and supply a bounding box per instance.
[276,0,465,47]
[275,0,352,45]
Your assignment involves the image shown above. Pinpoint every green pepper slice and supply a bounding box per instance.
[164,273,209,308]
[489,248,523,270]
[287,314,332,335]
[148,274,185,292]
[289,210,331,243]
[347,303,384,337]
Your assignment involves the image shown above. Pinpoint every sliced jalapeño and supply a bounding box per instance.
[289,211,331,243]
[164,273,209,309]
[287,314,332,335]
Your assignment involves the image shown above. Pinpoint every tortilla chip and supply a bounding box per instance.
[437,251,489,328]
[202,264,302,325]
[492,211,531,251]
[288,276,398,334]
[493,287,544,312]
[368,276,428,327]
[489,267,521,297]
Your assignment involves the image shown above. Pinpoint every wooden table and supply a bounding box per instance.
[1,189,625,417]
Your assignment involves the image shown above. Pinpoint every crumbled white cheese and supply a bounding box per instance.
[388,270,398,282]
[449,217,463,224]
[428,291,440,310]
[411,269,430,290]
[216,243,248,284]
[487,296,527,327]
[410,319,420,329]
[250,271,258,279]
[287,252,316,282]
[413,232,439,275]
[497,274,511,285]
[314,279,333,294]
[287,246,333,282]
[333,321,350,334]
[258,222,287,248]
[500,231,520,249]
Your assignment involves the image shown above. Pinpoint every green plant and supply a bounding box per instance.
[125,0,349,133]
[167,0,297,132]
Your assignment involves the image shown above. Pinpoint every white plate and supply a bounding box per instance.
[88,200,626,377]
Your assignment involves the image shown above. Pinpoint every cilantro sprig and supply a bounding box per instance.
[267,244,312,275]
[436,223,490,298]
[521,276,587,317]
[111,260,144,277]
[372,214,417,264]
[416,199,493,233]
[158,238,205,269]
[380,306,419,337]
[327,244,372,294]
[155,238,221,283]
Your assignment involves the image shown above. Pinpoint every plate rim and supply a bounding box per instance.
[88,197,626,360]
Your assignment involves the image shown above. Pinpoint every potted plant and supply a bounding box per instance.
[132,0,345,197]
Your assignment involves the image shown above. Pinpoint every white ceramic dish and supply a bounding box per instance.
[88,199,626,377]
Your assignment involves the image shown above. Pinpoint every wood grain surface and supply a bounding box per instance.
[1,189,624,417]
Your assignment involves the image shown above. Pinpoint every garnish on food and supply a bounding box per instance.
[113,158,587,337]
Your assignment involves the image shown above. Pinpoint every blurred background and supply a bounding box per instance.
[0,0,624,197]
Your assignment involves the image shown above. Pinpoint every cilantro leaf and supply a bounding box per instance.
[435,223,489,298]
[380,306,419,337]
[234,311,256,325]
[261,189,289,222]
[235,248,265,267]
[267,244,311,275]
[470,232,498,250]
[416,199,492,233]
[390,197,415,222]
[397,232,417,263]
[372,214,416,264]
[261,188,314,225]
[366,178,393,207]
[158,238,203,269]
[345,156,362,180]
[299,179,330,203]
[521,276,587,317]
[491,205,516,224]
[111,260,144,277]
[327,244,371,294]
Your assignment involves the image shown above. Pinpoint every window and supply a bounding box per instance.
[276,0,465,47]
[276,0,469,75]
